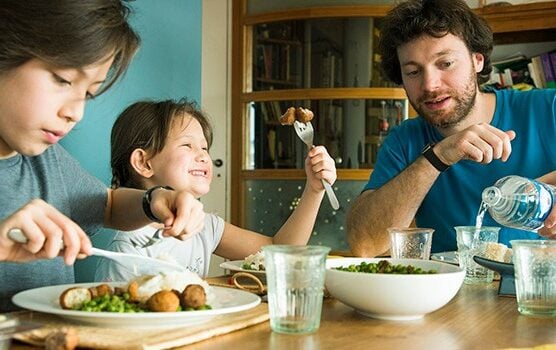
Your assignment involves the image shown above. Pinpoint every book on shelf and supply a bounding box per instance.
[540,52,556,89]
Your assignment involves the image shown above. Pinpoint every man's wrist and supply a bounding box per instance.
[421,143,450,172]
[142,185,174,222]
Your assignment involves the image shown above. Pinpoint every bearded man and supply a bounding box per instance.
[347,0,556,257]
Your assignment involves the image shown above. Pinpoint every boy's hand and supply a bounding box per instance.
[149,189,206,240]
[0,199,92,264]
[305,145,337,193]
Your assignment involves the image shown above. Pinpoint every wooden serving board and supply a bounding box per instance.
[12,303,269,350]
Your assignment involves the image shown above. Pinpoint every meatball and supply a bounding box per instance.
[181,284,207,309]
[146,290,181,312]
[88,284,113,298]
[279,106,296,125]
[59,287,91,310]
[296,107,314,123]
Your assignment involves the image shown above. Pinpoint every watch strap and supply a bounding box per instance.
[422,144,450,172]
[142,185,174,222]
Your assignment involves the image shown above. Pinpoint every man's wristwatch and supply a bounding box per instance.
[421,143,450,172]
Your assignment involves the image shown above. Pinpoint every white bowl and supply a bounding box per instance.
[325,258,465,321]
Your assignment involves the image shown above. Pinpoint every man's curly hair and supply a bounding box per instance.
[378,0,493,85]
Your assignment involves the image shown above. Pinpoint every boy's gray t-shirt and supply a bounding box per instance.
[0,144,107,311]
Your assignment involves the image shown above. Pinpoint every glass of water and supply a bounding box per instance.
[262,245,330,334]
[455,226,500,284]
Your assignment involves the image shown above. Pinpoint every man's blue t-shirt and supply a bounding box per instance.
[364,89,556,253]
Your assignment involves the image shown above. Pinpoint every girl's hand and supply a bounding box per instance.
[149,189,206,240]
[304,145,337,193]
[0,199,92,264]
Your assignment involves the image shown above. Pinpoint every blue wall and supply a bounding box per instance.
[60,1,202,281]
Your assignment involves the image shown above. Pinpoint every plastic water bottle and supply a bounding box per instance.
[481,175,556,231]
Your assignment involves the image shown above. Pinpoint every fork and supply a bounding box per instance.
[130,229,165,249]
[293,120,340,210]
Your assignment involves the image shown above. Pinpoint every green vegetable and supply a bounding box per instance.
[75,294,212,313]
[335,260,436,274]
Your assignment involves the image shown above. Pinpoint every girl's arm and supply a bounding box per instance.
[215,146,336,260]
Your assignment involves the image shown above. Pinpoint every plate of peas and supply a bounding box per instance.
[12,282,260,328]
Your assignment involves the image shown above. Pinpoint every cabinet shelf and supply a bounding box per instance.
[242,87,408,102]
[241,168,373,181]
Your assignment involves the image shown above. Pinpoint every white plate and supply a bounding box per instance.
[12,283,260,329]
[431,251,459,265]
[220,260,266,275]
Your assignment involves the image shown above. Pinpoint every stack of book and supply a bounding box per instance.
[485,50,556,90]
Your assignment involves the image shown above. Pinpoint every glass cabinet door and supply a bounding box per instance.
[246,17,410,171]
[245,98,408,170]
[251,18,400,91]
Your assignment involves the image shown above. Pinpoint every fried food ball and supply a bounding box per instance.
[114,286,127,296]
[59,287,91,310]
[279,106,296,125]
[181,284,207,309]
[88,284,113,298]
[146,290,180,312]
[296,107,314,123]
[127,281,140,302]
[44,327,79,350]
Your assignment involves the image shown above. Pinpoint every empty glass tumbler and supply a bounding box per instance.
[262,245,330,334]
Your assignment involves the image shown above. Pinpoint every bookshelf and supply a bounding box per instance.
[230,0,556,230]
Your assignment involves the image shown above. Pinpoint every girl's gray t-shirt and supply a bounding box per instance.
[0,144,106,311]
[94,213,225,282]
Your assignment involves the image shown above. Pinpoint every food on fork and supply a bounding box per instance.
[279,106,314,125]
[296,107,314,123]
[279,107,296,125]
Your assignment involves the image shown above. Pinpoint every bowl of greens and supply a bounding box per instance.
[325,258,465,321]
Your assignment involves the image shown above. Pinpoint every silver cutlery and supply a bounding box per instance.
[130,229,165,249]
[8,228,185,275]
[293,120,340,210]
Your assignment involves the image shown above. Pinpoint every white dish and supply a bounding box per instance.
[326,258,465,321]
[12,283,260,329]
[431,251,459,265]
[220,260,266,275]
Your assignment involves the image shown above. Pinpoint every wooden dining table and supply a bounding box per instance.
[8,279,556,350]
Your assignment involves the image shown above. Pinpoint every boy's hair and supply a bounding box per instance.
[0,0,140,95]
[111,99,214,189]
[378,0,493,85]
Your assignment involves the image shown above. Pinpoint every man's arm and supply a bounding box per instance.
[347,124,516,257]
[347,156,440,257]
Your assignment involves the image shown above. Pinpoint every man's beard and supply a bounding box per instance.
[410,69,478,130]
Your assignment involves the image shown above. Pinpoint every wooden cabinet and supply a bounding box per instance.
[230,0,556,240]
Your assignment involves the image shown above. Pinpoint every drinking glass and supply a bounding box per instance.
[511,240,556,317]
[388,228,434,260]
[262,245,330,334]
[455,226,500,284]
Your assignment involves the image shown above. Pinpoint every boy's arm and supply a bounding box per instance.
[105,187,206,238]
